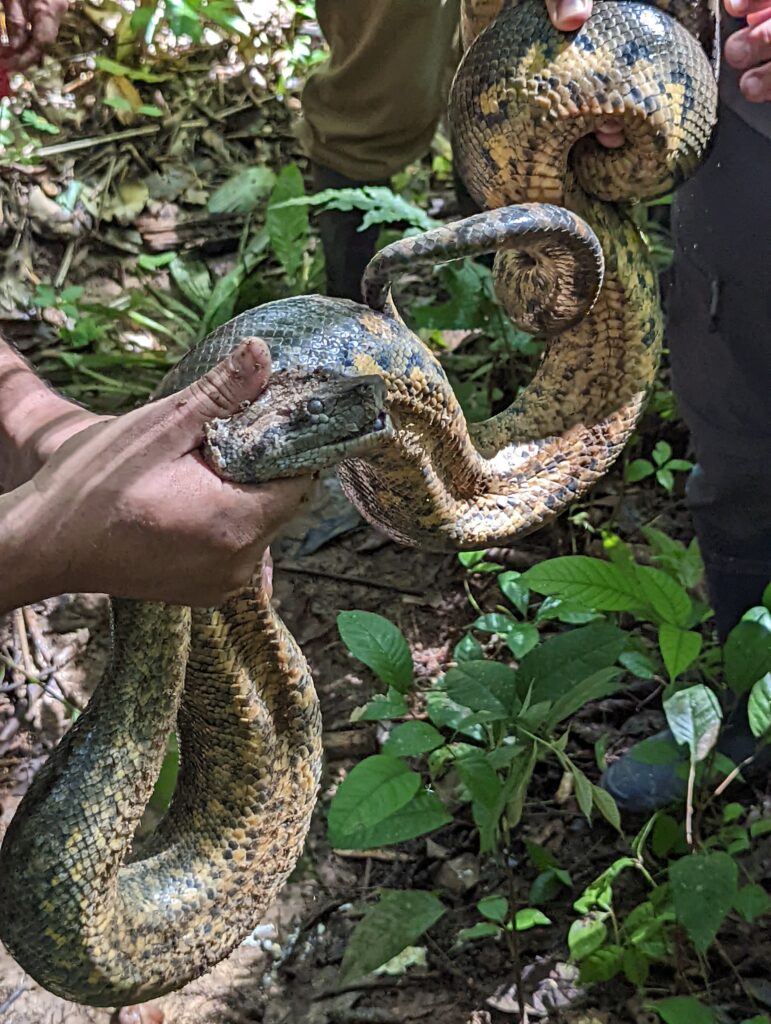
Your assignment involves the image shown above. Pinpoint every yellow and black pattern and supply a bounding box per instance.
[0,0,718,1008]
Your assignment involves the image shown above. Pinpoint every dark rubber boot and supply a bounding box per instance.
[602,566,770,813]
[311,163,387,302]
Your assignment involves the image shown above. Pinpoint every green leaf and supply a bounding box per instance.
[649,996,717,1024]
[733,883,771,923]
[622,947,650,987]
[652,813,684,857]
[663,685,722,763]
[724,619,771,694]
[267,163,308,281]
[458,550,487,567]
[474,612,514,634]
[505,622,540,659]
[340,890,445,982]
[499,571,529,614]
[338,611,413,692]
[330,790,451,850]
[748,674,771,739]
[352,688,408,721]
[634,565,692,627]
[578,946,624,983]
[517,622,626,704]
[656,468,674,491]
[456,753,503,852]
[20,110,60,134]
[546,666,622,729]
[625,458,654,483]
[514,908,551,930]
[94,55,170,81]
[571,765,593,821]
[208,166,276,214]
[568,917,608,960]
[522,557,643,612]
[425,691,484,739]
[669,852,738,953]
[658,624,702,682]
[328,756,421,843]
[169,257,212,311]
[477,895,508,923]
[592,784,621,831]
[454,634,483,662]
[535,595,602,624]
[619,648,656,680]
[444,661,517,719]
[652,440,672,466]
[273,186,438,232]
[382,722,444,757]
[457,921,501,943]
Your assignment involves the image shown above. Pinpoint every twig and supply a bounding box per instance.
[275,562,427,598]
[685,760,696,846]
[313,977,403,1001]
[0,983,29,1016]
[33,118,209,157]
[333,849,415,863]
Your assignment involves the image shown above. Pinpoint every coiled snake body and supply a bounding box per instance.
[0,0,717,1006]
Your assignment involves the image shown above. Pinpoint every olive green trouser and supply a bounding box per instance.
[297,0,461,182]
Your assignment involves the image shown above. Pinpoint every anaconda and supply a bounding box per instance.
[0,0,718,1006]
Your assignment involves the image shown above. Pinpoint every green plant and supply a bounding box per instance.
[625,440,693,492]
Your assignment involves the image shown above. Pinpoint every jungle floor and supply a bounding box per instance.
[1,4,769,1023]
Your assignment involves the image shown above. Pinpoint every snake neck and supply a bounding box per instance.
[0,590,321,1006]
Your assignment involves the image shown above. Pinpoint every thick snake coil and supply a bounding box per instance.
[0,0,717,1007]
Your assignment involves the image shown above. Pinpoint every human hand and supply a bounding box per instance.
[0,0,68,70]
[6,338,309,608]
[724,0,771,101]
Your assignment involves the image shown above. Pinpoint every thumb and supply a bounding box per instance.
[151,337,272,454]
[546,0,592,31]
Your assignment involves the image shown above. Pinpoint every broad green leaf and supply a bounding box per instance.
[338,611,413,692]
[517,622,626,704]
[425,691,484,739]
[625,458,654,483]
[329,790,451,850]
[571,765,593,821]
[652,813,684,857]
[656,468,674,491]
[649,996,717,1024]
[454,633,483,662]
[477,895,508,923]
[733,883,771,923]
[669,852,738,952]
[748,674,771,739]
[352,688,408,721]
[457,921,501,943]
[568,916,608,960]
[340,890,445,982]
[327,756,420,842]
[504,743,537,829]
[208,166,276,214]
[658,624,702,682]
[444,661,517,718]
[574,857,637,913]
[578,946,623,982]
[652,440,672,465]
[456,753,503,851]
[622,947,650,987]
[94,56,170,81]
[546,666,622,729]
[535,595,602,624]
[267,163,308,281]
[663,685,722,762]
[619,647,657,679]
[499,571,530,614]
[634,565,691,627]
[515,908,551,930]
[724,619,771,694]
[382,721,444,757]
[522,557,643,612]
[458,550,487,567]
[505,622,540,658]
[473,612,514,633]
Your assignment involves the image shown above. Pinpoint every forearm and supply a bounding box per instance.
[0,481,62,615]
[0,338,91,492]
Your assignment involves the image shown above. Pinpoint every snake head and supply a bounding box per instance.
[202,368,393,484]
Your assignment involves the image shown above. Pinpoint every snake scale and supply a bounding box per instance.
[0,0,717,1007]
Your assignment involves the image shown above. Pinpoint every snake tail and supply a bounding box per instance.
[362,203,605,337]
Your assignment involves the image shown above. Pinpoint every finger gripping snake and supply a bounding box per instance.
[0,0,717,1006]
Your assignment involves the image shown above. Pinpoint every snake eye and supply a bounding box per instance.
[307,398,325,415]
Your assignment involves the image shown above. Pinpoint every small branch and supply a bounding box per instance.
[275,562,427,598]
[685,760,696,847]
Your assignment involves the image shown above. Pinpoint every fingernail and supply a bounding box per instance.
[742,73,763,100]
[227,341,252,374]
[726,38,749,65]
[559,0,588,21]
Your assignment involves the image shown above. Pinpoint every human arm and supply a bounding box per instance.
[0,0,68,70]
[0,337,309,614]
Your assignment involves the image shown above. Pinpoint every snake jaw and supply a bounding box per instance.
[202,368,393,484]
